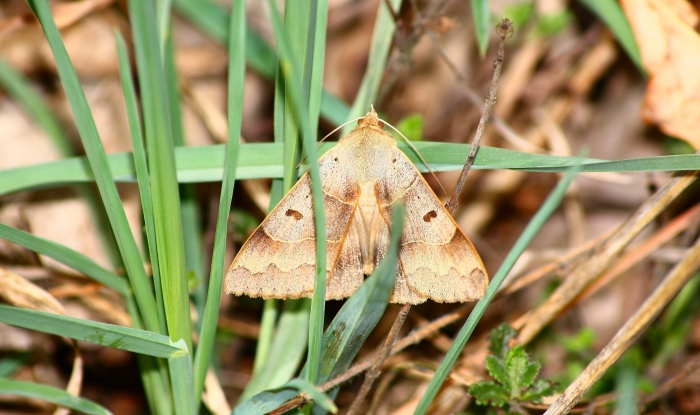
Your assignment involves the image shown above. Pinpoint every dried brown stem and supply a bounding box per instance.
[345,304,411,414]
[641,354,700,406]
[445,19,511,213]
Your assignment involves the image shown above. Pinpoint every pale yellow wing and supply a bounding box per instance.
[376,148,488,303]
[225,149,363,300]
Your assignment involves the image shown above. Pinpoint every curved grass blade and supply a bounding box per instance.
[232,377,336,415]
[0,378,111,415]
[25,0,160,333]
[192,0,246,404]
[413,161,583,414]
[0,224,128,295]
[0,57,71,156]
[341,0,403,135]
[3,145,700,196]
[0,305,187,358]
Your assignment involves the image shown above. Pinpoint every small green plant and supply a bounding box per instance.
[469,323,555,414]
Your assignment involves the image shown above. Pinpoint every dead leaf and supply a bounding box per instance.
[621,0,700,148]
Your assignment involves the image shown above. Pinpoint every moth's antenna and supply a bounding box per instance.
[381,119,447,196]
[297,116,364,168]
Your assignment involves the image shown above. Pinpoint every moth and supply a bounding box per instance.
[225,109,488,304]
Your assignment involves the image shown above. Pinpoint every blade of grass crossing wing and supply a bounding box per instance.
[25,0,160,333]
[413,163,582,414]
[192,0,246,405]
[471,0,490,56]
[266,0,327,385]
[0,378,111,415]
[127,0,193,351]
[311,205,403,414]
[0,305,187,358]
[246,0,316,393]
[115,31,168,333]
[251,76,286,370]
[341,0,403,135]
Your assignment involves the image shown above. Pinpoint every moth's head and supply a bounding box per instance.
[358,105,385,130]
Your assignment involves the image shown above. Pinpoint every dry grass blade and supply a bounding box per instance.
[0,267,84,415]
[517,170,699,345]
[543,231,700,414]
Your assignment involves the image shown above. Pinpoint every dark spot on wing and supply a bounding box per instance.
[286,209,304,220]
[392,158,396,163]
[423,210,437,222]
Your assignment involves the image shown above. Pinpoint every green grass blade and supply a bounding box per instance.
[171,0,349,126]
[307,0,329,133]
[0,353,29,377]
[286,378,337,413]
[0,305,187,358]
[127,0,192,350]
[471,0,490,56]
[315,204,403,384]
[168,353,196,415]
[0,378,112,415]
[311,205,404,414]
[3,145,700,196]
[114,31,168,334]
[0,223,128,295]
[192,0,246,404]
[341,0,403,135]
[0,52,120,269]
[25,0,160,333]
[266,0,327,386]
[156,0,172,51]
[413,162,582,414]
[577,0,644,74]
[240,299,310,402]
[233,377,335,415]
[0,57,71,156]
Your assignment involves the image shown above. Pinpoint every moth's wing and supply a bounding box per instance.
[225,149,361,300]
[371,215,428,304]
[376,148,488,303]
[321,152,364,300]
[326,208,364,299]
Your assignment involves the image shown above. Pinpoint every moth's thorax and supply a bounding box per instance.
[336,125,397,181]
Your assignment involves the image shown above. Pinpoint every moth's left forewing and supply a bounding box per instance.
[376,147,488,303]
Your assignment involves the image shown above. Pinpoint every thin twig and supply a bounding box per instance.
[445,18,511,213]
[345,304,411,414]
